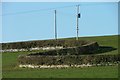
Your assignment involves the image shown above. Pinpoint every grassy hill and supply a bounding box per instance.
[77,35,118,55]
[2,35,119,78]
[2,35,119,55]
[58,35,118,55]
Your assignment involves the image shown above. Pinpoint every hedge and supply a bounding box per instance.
[2,39,89,49]
[28,42,99,56]
[18,54,120,65]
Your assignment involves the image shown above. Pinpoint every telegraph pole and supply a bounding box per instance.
[54,10,59,55]
[54,10,57,41]
[76,5,80,40]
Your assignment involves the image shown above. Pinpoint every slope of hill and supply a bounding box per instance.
[2,35,118,55]
[2,35,119,78]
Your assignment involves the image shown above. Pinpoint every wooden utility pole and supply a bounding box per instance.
[54,10,57,41]
[76,5,80,40]
[54,10,59,55]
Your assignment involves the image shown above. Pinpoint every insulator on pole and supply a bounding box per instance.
[78,13,81,18]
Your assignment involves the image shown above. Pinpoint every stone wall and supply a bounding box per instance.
[28,42,99,56]
[18,54,120,66]
[18,41,120,67]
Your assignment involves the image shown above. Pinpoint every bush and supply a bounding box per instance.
[18,54,120,65]
[27,42,99,56]
[2,39,91,49]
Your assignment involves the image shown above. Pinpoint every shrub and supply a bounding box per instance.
[18,54,120,65]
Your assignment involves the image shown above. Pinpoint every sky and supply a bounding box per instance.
[1,0,120,2]
[1,2,118,43]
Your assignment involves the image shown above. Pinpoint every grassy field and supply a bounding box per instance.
[2,35,119,78]
[68,35,118,55]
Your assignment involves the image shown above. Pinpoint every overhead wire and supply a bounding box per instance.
[1,4,77,16]
[1,3,113,16]
[58,11,76,17]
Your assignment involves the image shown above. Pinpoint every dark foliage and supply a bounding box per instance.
[18,54,120,65]
[27,42,99,56]
[2,40,88,49]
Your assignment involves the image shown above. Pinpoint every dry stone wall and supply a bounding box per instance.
[18,41,120,68]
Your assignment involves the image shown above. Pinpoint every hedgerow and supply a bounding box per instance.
[18,54,120,65]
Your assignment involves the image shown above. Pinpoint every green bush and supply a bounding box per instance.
[18,54,120,65]
[2,39,90,49]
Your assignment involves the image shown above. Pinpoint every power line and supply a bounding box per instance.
[1,4,77,16]
[1,3,113,16]
[58,11,76,16]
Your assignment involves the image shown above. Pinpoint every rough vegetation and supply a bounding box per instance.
[18,41,120,67]
[2,35,119,78]
[2,39,88,49]
[18,54,120,66]
[28,42,99,55]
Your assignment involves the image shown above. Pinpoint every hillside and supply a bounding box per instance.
[2,35,118,55]
[2,35,119,78]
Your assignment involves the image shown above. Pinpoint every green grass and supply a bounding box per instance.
[89,35,118,55]
[69,35,118,55]
[2,35,119,78]
[3,66,118,78]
